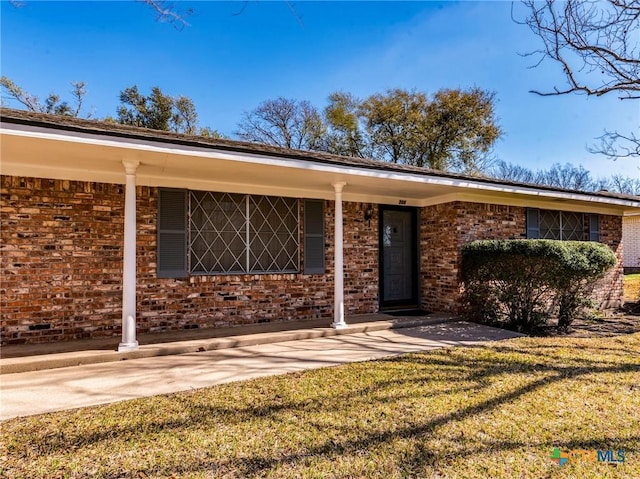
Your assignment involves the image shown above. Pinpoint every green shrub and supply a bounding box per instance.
[549,241,617,329]
[461,240,616,332]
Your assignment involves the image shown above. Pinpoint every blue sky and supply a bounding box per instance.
[1,1,638,179]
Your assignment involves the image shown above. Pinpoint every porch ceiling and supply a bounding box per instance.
[2,124,640,215]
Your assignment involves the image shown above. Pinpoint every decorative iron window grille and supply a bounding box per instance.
[527,208,599,242]
[189,191,299,274]
[539,210,584,240]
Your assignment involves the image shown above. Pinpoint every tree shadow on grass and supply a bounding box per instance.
[142,359,638,478]
[3,336,639,478]
[150,341,640,477]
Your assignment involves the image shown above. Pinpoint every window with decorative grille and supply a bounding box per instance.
[189,191,299,274]
[526,208,599,242]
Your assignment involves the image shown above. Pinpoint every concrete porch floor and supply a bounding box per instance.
[0,312,458,374]
[0,319,524,420]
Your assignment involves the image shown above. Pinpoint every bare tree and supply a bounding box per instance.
[1,76,88,117]
[517,0,640,159]
[538,162,594,190]
[608,173,640,194]
[490,160,640,195]
[591,130,640,159]
[491,160,537,183]
[139,0,193,29]
[236,97,326,150]
[517,0,640,99]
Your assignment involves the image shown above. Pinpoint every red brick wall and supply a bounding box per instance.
[1,177,125,344]
[420,202,526,312]
[419,202,623,312]
[419,203,460,313]
[1,175,625,345]
[1,176,379,344]
[594,214,623,307]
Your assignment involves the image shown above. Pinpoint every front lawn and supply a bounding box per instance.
[1,333,639,479]
[625,273,640,302]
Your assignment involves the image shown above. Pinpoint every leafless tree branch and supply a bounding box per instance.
[284,1,304,26]
[138,0,192,29]
[515,0,640,99]
[70,81,86,118]
[589,129,640,158]
[1,76,90,117]
[515,0,640,160]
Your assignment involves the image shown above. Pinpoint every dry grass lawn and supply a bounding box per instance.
[625,273,640,302]
[1,332,639,478]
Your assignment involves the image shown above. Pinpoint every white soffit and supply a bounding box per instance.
[2,122,640,214]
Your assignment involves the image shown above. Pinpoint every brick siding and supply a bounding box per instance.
[595,214,623,307]
[420,202,526,312]
[1,176,625,345]
[1,176,378,344]
[419,201,624,312]
[1,177,125,344]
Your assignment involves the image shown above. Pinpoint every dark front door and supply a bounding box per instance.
[379,207,418,308]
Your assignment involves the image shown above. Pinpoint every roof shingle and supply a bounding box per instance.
[1,107,638,202]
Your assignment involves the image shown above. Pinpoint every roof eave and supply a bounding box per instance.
[1,110,639,213]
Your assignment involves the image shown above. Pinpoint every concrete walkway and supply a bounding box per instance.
[1,314,451,374]
[0,321,522,420]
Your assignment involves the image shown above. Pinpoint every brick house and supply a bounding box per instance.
[2,108,639,348]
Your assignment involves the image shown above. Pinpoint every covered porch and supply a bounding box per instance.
[2,109,639,349]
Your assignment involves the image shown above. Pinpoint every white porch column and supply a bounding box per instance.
[332,182,348,329]
[119,159,140,351]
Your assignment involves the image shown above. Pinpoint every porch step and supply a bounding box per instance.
[0,313,457,375]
